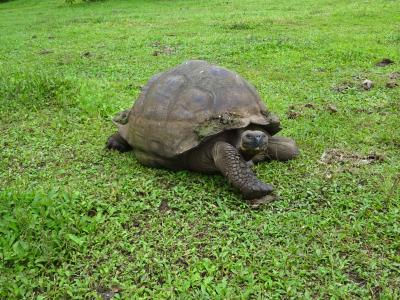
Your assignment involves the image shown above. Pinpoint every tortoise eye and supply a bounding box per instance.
[245,134,252,139]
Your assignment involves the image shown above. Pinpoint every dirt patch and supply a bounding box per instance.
[304,103,316,109]
[286,103,338,118]
[248,194,278,209]
[153,47,174,56]
[38,49,54,55]
[81,51,93,58]
[320,149,384,166]
[226,22,255,30]
[96,285,122,300]
[386,81,398,89]
[158,200,172,214]
[375,58,394,67]
[287,104,307,119]
[286,109,301,119]
[389,71,400,80]
[346,268,367,287]
[332,81,354,93]
[326,104,338,113]
[152,41,175,56]
[126,83,143,91]
[87,207,97,217]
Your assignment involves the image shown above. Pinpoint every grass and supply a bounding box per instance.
[0,0,399,298]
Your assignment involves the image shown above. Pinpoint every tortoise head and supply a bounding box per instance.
[239,129,268,155]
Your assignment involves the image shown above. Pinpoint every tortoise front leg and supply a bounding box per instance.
[212,141,274,199]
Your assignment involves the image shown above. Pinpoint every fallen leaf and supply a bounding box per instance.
[326,104,338,113]
[361,79,373,90]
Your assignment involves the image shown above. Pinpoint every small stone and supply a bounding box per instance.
[386,81,398,89]
[376,58,394,67]
[327,104,338,113]
[361,79,373,90]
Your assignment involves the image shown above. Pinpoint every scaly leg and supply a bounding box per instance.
[212,141,274,199]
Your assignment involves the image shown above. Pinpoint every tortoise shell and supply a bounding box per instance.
[116,60,281,158]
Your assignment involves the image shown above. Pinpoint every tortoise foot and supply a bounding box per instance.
[106,133,132,152]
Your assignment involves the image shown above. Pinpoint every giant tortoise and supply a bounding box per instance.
[107,60,299,201]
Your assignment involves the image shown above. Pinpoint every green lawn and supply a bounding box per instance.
[1,0,399,298]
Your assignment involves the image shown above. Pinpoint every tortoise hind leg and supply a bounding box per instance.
[250,136,299,163]
[265,136,299,162]
[106,132,132,152]
[212,141,273,199]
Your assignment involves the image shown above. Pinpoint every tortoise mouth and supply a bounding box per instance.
[240,138,268,155]
[242,141,263,150]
